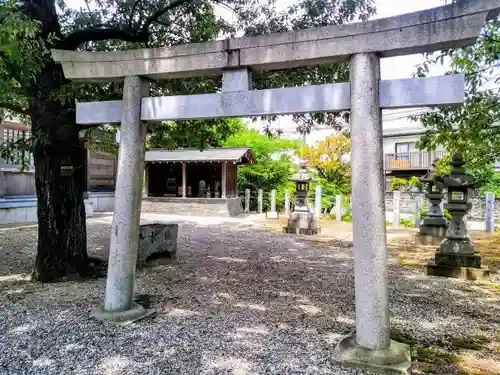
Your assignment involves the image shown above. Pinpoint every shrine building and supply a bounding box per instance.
[141,147,254,216]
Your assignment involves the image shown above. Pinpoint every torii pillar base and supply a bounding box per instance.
[334,336,411,375]
[91,304,156,326]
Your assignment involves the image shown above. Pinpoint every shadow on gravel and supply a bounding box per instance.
[0,220,500,374]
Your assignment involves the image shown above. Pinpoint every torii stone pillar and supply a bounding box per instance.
[334,53,410,372]
[91,76,154,323]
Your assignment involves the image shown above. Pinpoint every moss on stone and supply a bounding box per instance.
[449,335,491,351]
[478,282,500,292]
[389,328,493,374]
[415,346,463,365]
[390,328,419,346]
[398,258,423,267]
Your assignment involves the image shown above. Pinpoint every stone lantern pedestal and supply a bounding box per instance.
[283,161,320,235]
[426,155,490,281]
[417,161,447,245]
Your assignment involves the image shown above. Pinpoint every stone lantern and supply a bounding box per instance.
[283,161,320,235]
[417,159,447,245]
[427,154,489,281]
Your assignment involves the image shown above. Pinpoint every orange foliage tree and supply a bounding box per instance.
[299,132,351,195]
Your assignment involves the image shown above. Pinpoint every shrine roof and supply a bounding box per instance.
[145,147,254,164]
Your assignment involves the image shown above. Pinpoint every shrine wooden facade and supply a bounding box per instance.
[144,147,254,199]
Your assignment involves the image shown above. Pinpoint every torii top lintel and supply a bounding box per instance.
[52,0,500,82]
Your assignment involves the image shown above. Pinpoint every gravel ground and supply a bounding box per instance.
[0,214,499,375]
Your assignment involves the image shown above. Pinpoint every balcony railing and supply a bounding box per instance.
[385,151,445,171]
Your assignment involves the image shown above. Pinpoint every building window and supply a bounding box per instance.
[395,142,416,160]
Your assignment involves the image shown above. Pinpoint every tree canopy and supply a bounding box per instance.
[147,118,244,150]
[415,18,500,174]
[224,128,300,201]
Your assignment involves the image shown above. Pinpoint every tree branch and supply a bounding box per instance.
[316,167,328,181]
[61,27,147,50]
[139,0,193,34]
[61,0,194,50]
[128,0,143,30]
[16,1,48,23]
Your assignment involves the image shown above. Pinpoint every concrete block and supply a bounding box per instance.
[137,223,178,263]
[3,171,35,196]
[25,207,37,223]
[85,199,95,217]
[283,226,321,235]
[0,207,27,225]
[90,194,115,212]
[266,211,279,219]
[426,263,490,281]
[0,171,6,196]
[141,197,243,217]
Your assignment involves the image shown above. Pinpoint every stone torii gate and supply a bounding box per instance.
[52,1,500,373]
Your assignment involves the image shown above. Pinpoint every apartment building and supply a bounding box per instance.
[382,114,445,191]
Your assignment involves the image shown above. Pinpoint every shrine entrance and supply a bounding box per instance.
[51,2,498,372]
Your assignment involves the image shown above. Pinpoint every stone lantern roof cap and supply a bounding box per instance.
[420,170,437,184]
[440,154,478,188]
[420,159,444,186]
[290,160,314,183]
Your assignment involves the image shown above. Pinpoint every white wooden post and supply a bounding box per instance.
[485,192,495,233]
[142,168,148,198]
[267,189,279,219]
[415,194,421,228]
[336,195,342,222]
[315,185,322,218]
[270,189,277,212]
[244,189,250,213]
[221,162,227,199]
[258,189,263,214]
[182,162,187,198]
[285,190,291,216]
[393,191,401,228]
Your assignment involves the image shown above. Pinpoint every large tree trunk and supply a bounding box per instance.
[31,61,89,282]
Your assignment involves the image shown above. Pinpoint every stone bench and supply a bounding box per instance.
[137,223,178,263]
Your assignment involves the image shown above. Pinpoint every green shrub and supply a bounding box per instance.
[341,211,353,222]
[400,218,416,228]
[391,177,409,191]
[420,207,452,221]
[390,176,423,192]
